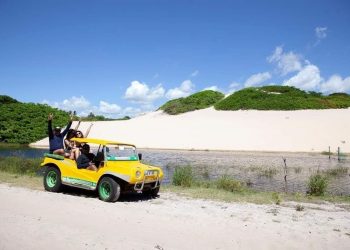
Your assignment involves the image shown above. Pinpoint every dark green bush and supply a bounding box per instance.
[308,174,328,196]
[214,86,350,111]
[160,90,225,115]
[172,166,194,187]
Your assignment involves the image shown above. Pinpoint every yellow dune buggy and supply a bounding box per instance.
[40,138,163,202]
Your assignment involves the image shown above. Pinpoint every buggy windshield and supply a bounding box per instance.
[105,145,138,161]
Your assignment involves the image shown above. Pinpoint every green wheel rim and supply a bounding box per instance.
[99,181,111,200]
[46,171,57,188]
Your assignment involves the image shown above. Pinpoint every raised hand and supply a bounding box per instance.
[48,113,53,121]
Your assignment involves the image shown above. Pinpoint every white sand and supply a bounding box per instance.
[0,184,349,249]
[31,108,350,152]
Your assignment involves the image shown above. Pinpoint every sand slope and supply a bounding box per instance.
[31,108,350,152]
[0,184,349,250]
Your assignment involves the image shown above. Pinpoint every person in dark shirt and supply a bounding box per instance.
[48,113,73,156]
[76,144,97,171]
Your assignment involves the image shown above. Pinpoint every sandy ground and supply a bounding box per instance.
[0,184,349,250]
[31,108,350,153]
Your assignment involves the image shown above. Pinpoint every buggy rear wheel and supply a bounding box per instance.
[44,166,62,192]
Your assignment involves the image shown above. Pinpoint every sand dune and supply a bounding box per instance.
[31,108,350,153]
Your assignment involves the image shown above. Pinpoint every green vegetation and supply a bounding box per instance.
[258,167,278,178]
[272,192,282,205]
[216,175,243,192]
[80,112,130,121]
[160,90,225,115]
[324,167,348,177]
[308,174,328,196]
[0,95,19,104]
[214,86,350,110]
[0,158,349,204]
[163,185,350,204]
[172,166,194,187]
[0,95,129,144]
[0,96,70,144]
[0,157,41,176]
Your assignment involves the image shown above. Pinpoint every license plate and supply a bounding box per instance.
[145,170,156,176]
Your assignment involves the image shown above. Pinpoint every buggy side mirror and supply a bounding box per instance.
[138,153,142,161]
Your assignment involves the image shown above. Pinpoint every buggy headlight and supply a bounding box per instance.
[136,171,141,178]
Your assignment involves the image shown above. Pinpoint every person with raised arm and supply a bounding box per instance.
[48,113,73,156]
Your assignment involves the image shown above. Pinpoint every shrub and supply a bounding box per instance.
[172,166,194,187]
[308,174,328,196]
[295,204,304,211]
[214,85,350,111]
[216,175,243,192]
[160,90,225,115]
[272,192,282,205]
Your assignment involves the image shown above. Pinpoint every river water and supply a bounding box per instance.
[1,147,349,195]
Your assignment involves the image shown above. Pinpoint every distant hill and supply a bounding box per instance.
[0,95,71,144]
[214,86,350,110]
[0,95,19,104]
[0,95,128,144]
[159,90,225,115]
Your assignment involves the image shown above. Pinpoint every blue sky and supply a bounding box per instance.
[0,0,349,117]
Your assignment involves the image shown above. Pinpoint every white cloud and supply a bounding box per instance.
[320,75,350,94]
[124,80,165,104]
[98,101,121,114]
[47,96,90,111]
[165,80,194,99]
[267,46,303,75]
[315,27,327,40]
[227,82,241,94]
[191,70,199,77]
[244,72,271,87]
[203,85,220,91]
[42,96,126,118]
[283,64,323,90]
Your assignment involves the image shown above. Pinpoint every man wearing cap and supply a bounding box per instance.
[48,113,73,156]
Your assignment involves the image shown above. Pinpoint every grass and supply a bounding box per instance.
[258,167,278,178]
[214,85,350,111]
[308,174,328,196]
[294,167,302,174]
[172,166,194,187]
[1,157,349,205]
[0,171,42,189]
[163,185,350,204]
[0,142,28,149]
[216,175,243,192]
[159,90,225,115]
[0,156,41,176]
[324,167,349,177]
[168,166,350,204]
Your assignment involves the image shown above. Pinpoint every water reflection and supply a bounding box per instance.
[1,147,349,195]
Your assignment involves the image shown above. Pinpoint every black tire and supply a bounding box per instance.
[98,177,121,202]
[43,166,62,192]
[144,186,160,197]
